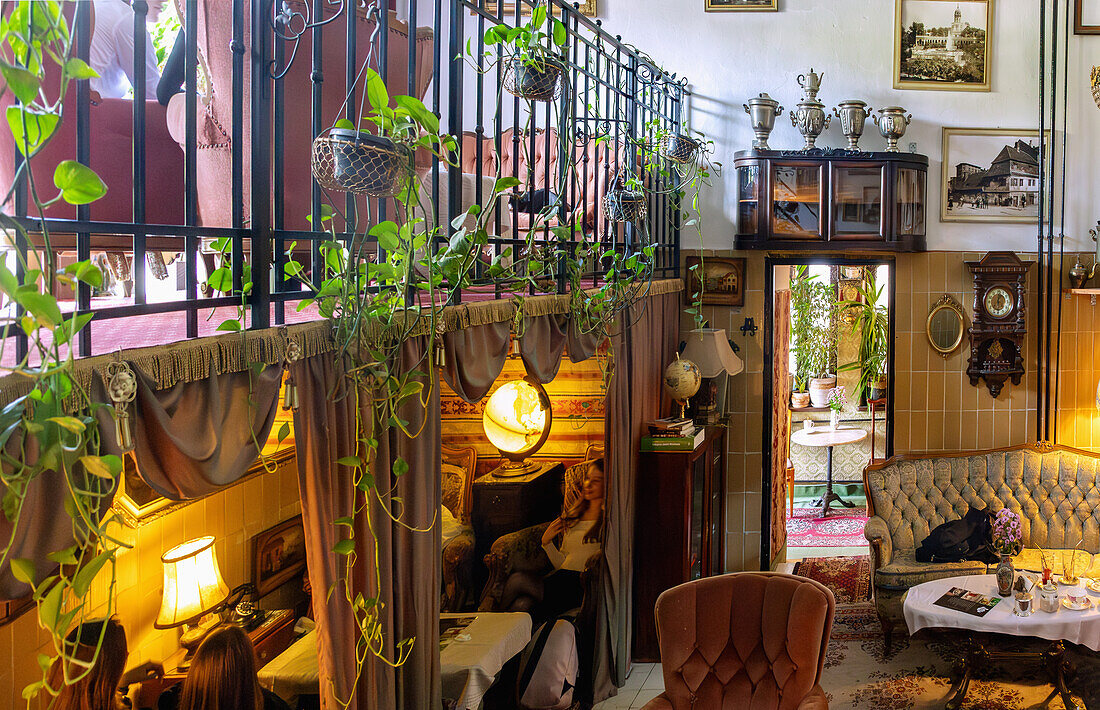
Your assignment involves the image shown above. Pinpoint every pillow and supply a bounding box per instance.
[440,504,466,548]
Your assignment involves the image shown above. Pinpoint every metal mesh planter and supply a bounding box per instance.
[659,133,702,165]
[311,129,413,198]
[604,189,648,224]
[504,57,563,102]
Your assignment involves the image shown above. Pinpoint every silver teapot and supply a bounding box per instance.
[790,98,830,150]
[833,100,872,151]
[797,68,823,101]
[872,107,912,152]
[743,93,784,150]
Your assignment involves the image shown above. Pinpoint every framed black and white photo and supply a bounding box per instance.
[1076,0,1100,33]
[481,0,596,17]
[705,0,777,11]
[894,0,992,91]
[941,128,1046,223]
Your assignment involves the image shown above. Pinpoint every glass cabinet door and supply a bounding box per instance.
[771,164,822,239]
[738,164,760,235]
[896,167,926,235]
[707,447,723,575]
[689,455,705,581]
[832,165,883,238]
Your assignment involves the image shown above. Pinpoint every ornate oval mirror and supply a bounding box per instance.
[927,295,965,358]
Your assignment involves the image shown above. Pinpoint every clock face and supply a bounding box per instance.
[984,286,1014,319]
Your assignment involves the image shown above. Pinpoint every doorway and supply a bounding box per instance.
[762,257,895,569]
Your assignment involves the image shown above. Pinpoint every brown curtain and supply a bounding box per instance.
[292,339,441,710]
[770,290,792,566]
[441,321,510,403]
[598,289,681,701]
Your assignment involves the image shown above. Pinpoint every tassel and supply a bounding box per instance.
[105,360,138,453]
[283,377,300,411]
[434,340,447,369]
[115,413,134,453]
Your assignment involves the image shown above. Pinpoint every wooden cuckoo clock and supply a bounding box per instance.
[965,252,1032,398]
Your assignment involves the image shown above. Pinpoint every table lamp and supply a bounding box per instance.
[681,328,744,425]
[482,376,553,477]
[155,536,231,669]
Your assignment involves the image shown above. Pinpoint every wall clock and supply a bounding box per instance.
[965,252,1033,398]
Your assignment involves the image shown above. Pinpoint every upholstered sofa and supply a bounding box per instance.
[863,443,1100,649]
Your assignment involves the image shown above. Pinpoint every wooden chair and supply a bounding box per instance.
[441,444,477,612]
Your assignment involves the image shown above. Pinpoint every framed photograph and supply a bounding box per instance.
[705,0,778,10]
[253,515,308,598]
[480,0,596,17]
[1076,0,1100,33]
[941,127,1048,223]
[685,256,746,306]
[894,0,992,91]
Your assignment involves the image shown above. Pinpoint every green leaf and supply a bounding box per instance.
[21,681,45,702]
[64,260,104,288]
[494,177,522,191]
[393,95,439,133]
[332,539,355,556]
[532,5,546,29]
[38,582,64,631]
[216,319,242,332]
[19,291,62,328]
[552,18,567,46]
[207,266,233,293]
[52,160,107,205]
[334,516,354,527]
[0,61,39,104]
[333,118,355,130]
[53,312,94,346]
[72,549,114,598]
[337,456,361,467]
[11,558,34,585]
[47,416,85,434]
[63,57,98,80]
[393,457,409,477]
[276,421,290,443]
[365,68,389,112]
[356,472,376,491]
[47,546,79,565]
[79,454,122,479]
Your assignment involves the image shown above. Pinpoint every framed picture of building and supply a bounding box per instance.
[705,0,778,11]
[941,128,1047,223]
[894,0,992,91]
[685,256,746,306]
[1075,0,1100,33]
[480,0,596,17]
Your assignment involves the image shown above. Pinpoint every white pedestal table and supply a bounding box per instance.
[789,425,867,517]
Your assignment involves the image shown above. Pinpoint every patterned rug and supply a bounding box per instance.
[787,505,869,548]
[793,555,873,603]
[822,601,1099,708]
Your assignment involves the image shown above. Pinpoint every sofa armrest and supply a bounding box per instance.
[478,521,553,610]
[640,694,674,710]
[864,515,893,571]
[441,529,475,612]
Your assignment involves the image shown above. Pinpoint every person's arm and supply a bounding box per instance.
[541,518,566,568]
[157,30,185,106]
[114,17,162,99]
[119,659,164,688]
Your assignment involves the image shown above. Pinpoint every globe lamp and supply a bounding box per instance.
[482,377,553,477]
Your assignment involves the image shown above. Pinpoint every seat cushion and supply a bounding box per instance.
[874,548,987,590]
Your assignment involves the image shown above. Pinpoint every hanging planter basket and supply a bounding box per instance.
[604,188,648,224]
[659,133,702,165]
[311,128,413,198]
[504,56,564,102]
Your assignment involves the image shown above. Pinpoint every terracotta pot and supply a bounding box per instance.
[808,376,836,408]
[791,391,811,409]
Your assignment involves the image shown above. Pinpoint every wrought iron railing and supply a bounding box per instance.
[1,0,691,359]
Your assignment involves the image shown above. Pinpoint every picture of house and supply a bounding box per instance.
[942,129,1043,222]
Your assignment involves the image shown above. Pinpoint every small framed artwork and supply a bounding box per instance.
[1076,0,1100,33]
[685,256,746,306]
[253,515,307,598]
[705,0,778,10]
[941,127,1047,223]
[894,0,992,91]
[480,0,596,17]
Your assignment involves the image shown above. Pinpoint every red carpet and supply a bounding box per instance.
[786,505,869,548]
[793,555,872,603]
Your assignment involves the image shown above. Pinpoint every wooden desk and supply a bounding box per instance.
[471,461,564,556]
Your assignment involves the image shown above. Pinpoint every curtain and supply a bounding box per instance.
[292,339,441,710]
[441,321,510,403]
[770,290,792,566]
[598,290,681,700]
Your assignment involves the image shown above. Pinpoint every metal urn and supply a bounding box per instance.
[743,93,784,150]
[796,68,823,100]
[872,107,913,152]
[790,98,830,150]
[833,100,872,151]
[1069,256,1094,289]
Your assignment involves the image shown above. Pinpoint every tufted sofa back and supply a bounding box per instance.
[653,572,834,710]
[865,445,1100,552]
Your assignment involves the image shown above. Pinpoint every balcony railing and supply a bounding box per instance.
[1,0,691,360]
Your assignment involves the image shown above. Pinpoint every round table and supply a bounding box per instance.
[790,425,867,517]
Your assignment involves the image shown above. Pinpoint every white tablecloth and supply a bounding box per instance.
[257,612,532,709]
[903,574,1100,651]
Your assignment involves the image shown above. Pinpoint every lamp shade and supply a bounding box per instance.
[680,328,744,378]
[155,536,230,629]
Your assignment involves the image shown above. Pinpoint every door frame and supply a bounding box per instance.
[760,255,897,570]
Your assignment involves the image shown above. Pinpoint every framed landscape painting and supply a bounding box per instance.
[941,128,1046,223]
[705,0,778,11]
[894,0,992,91]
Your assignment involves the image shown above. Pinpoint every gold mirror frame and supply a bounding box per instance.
[927,294,966,358]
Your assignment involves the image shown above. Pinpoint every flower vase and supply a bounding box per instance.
[829,409,840,431]
[996,554,1015,597]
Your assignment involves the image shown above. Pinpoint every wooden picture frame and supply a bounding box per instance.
[705,0,778,11]
[252,515,307,599]
[894,0,992,92]
[941,127,1047,223]
[685,257,746,306]
[1076,0,1100,33]
[479,0,596,17]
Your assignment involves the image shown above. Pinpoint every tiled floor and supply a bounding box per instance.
[592,663,664,709]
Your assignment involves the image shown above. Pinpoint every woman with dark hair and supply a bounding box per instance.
[158,625,291,710]
[47,618,162,710]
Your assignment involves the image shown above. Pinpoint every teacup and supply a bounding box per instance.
[803,420,815,431]
[1014,590,1033,617]
[1066,587,1089,607]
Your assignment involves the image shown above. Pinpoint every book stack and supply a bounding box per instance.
[640,418,706,451]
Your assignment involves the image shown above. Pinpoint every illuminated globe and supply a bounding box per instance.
[664,356,702,402]
[482,378,553,477]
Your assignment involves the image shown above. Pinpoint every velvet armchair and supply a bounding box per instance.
[642,572,835,710]
[441,445,477,612]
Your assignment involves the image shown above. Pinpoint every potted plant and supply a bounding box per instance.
[838,268,889,404]
[483,3,568,102]
[659,130,703,165]
[604,172,648,223]
[791,375,811,409]
[790,266,837,407]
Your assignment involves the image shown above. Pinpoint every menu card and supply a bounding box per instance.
[933,586,1002,617]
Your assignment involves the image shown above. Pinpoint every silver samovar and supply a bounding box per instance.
[872,107,913,152]
[790,98,830,150]
[743,93,784,150]
[833,100,872,151]
[797,68,823,101]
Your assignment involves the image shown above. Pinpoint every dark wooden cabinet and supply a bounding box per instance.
[734,148,928,252]
[632,428,726,662]
[472,461,565,555]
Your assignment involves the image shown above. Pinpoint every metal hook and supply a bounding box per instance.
[740,318,757,337]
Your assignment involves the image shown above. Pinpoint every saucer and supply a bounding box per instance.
[1087,579,1100,595]
[1057,575,1085,586]
[1062,597,1091,611]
